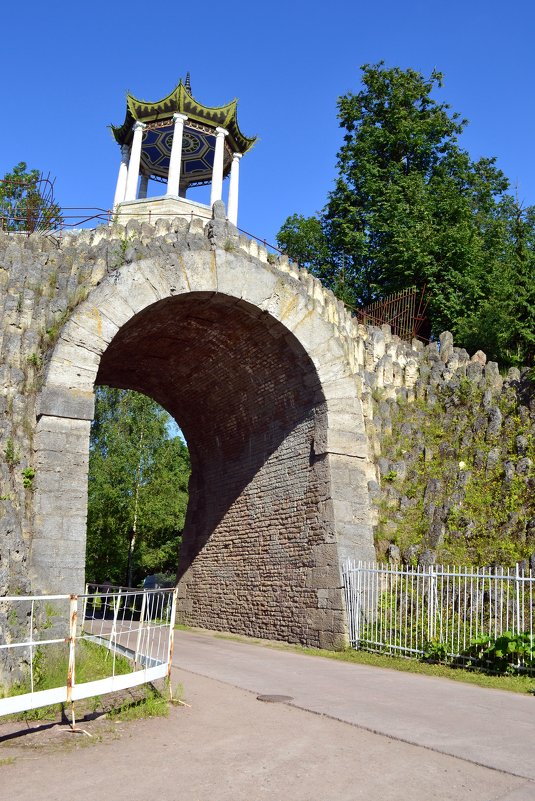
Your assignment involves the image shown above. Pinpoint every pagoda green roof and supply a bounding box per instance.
[111,79,256,156]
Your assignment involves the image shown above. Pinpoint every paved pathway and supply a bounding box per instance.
[173,630,535,781]
[0,629,533,800]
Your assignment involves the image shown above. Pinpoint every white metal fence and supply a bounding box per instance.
[343,560,535,671]
[0,584,177,722]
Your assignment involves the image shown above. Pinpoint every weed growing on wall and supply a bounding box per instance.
[4,439,20,469]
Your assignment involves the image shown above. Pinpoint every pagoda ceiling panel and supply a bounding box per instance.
[139,123,231,185]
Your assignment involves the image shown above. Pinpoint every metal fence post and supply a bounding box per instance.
[67,594,78,728]
[167,588,178,685]
[515,563,521,634]
[134,592,147,670]
[428,566,436,642]
[355,561,362,648]
[81,584,89,630]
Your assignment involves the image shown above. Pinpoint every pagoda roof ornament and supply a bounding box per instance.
[112,77,256,168]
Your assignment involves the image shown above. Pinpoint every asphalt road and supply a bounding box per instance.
[0,629,533,801]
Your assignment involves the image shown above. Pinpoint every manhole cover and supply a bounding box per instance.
[256,694,294,703]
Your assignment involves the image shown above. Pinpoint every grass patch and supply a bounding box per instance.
[107,683,169,721]
[5,639,132,721]
[1,639,167,723]
[177,625,535,695]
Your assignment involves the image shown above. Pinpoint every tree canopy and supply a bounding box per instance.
[277,63,535,366]
[86,387,190,586]
[0,162,62,233]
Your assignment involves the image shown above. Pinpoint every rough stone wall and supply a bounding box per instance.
[2,209,532,663]
[0,210,376,655]
[0,232,98,599]
[352,327,535,567]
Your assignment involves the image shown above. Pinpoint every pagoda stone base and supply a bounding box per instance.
[115,195,213,226]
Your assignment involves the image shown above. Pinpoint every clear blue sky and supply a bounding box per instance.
[2,0,533,246]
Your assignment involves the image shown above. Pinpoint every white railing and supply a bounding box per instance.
[0,584,177,723]
[343,560,535,671]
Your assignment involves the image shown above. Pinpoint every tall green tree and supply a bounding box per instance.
[86,387,190,586]
[277,63,533,365]
[0,162,62,232]
[457,197,535,365]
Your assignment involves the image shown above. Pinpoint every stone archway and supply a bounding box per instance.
[32,242,375,647]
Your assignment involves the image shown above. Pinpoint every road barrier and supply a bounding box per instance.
[0,585,177,723]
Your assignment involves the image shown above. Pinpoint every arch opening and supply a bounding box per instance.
[86,386,191,588]
[32,246,377,648]
[95,292,332,643]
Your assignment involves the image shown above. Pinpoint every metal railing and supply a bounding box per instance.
[352,285,429,342]
[343,560,535,671]
[0,585,177,723]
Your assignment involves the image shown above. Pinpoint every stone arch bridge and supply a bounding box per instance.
[0,208,420,647]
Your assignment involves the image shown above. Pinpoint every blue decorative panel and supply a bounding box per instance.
[140,124,217,184]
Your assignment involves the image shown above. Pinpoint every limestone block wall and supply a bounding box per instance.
[1,208,532,665]
[0,210,376,654]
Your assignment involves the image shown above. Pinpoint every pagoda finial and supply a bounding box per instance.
[185,72,192,93]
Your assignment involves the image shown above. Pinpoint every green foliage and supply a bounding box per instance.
[422,638,449,664]
[26,352,42,369]
[277,63,535,366]
[21,467,35,490]
[4,439,20,468]
[86,387,190,586]
[0,162,62,232]
[466,631,535,674]
[455,198,535,366]
[30,639,131,693]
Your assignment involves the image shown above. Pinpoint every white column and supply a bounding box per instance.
[210,127,228,206]
[113,145,130,208]
[138,173,149,199]
[124,121,146,202]
[167,113,188,196]
[227,153,242,225]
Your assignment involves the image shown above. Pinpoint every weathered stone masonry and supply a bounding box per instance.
[358,329,534,566]
[2,210,532,653]
[0,210,376,649]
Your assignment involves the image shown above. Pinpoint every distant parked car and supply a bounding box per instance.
[141,574,175,620]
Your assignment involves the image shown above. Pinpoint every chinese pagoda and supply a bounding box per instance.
[111,75,256,225]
